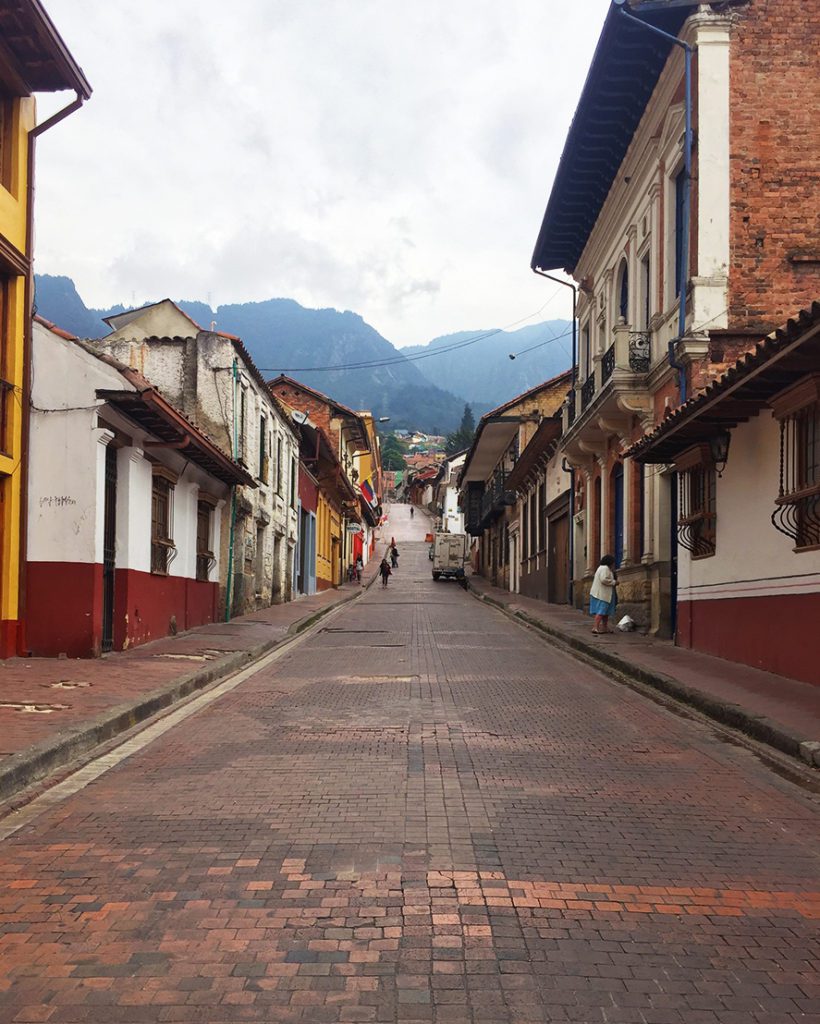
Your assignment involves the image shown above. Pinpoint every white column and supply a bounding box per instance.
[691,13,731,328]
[116,448,150,573]
[93,429,115,565]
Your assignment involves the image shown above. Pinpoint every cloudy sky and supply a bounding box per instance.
[35,1,606,346]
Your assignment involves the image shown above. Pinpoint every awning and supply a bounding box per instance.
[459,418,521,485]
[97,388,256,487]
[628,303,820,464]
[531,1,695,273]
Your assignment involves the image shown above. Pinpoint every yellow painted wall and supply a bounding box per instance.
[0,97,35,656]
[316,494,342,588]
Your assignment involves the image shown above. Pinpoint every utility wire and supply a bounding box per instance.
[257,289,568,374]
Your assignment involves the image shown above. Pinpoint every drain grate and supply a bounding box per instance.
[0,701,69,714]
[47,680,91,690]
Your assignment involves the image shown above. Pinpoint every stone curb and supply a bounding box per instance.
[0,583,372,804]
[467,580,820,769]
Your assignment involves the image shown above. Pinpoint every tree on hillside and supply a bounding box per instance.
[445,404,476,454]
[381,434,407,471]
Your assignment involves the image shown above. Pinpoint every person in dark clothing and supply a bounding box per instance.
[410,506,414,518]
[390,543,399,569]
[379,558,391,588]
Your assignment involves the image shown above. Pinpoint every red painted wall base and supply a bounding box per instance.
[677,591,820,685]
[0,618,23,659]
[26,561,218,658]
[114,569,217,651]
[27,562,103,658]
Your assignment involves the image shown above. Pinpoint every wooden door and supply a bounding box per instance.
[548,512,569,605]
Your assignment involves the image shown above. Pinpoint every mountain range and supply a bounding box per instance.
[33,274,571,433]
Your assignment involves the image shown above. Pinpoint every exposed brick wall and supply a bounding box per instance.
[269,382,338,459]
[729,0,820,330]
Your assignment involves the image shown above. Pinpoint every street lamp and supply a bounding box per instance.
[378,417,391,423]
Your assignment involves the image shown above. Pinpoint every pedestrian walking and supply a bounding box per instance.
[379,557,392,588]
[355,555,363,583]
[410,506,414,518]
[390,543,399,569]
[589,554,618,635]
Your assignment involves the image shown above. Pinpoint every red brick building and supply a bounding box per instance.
[531,0,820,636]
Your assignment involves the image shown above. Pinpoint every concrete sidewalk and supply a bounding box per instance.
[0,561,381,805]
[467,574,820,768]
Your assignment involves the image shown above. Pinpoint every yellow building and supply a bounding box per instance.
[0,3,90,656]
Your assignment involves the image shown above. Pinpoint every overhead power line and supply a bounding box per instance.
[256,287,569,375]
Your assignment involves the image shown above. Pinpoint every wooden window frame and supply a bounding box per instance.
[195,500,215,581]
[151,469,176,575]
[675,445,716,559]
[770,374,820,552]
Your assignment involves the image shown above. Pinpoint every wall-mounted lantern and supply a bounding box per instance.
[709,429,731,477]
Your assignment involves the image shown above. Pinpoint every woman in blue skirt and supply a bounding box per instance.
[589,554,617,635]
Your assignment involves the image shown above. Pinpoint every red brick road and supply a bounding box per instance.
[1,505,819,1022]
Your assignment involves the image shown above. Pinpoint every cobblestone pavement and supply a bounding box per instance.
[1,506,819,1023]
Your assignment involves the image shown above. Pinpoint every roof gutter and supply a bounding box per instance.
[614,1,692,403]
[20,90,87,654]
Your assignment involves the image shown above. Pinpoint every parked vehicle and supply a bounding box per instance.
[431,532,467,583]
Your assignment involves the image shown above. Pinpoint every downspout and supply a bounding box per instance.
[614,2,693,403]
[532,269,578,606]
[224,357,239,620]
[19,91,86,655]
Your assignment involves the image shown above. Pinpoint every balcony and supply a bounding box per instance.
[561,324,655,461]
[479,470,516,528]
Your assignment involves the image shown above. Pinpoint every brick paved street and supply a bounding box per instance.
[1,505,819,1023]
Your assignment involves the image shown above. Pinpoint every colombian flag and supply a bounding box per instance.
[360,478,375,503]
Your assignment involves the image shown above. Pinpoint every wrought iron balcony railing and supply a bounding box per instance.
[566,388,576,427]
[602,343,615,383]
[628,331,651,373]
[580,371,595,411]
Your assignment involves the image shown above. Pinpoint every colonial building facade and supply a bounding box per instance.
[268,376,376,588]
[531,0,820,634]
[0,1,90,656]
[629,304,820,686]
[460,372,572,592]
[29,318,252,656]
[95,301,299,616]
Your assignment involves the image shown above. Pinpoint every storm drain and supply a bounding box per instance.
[0,701,69,714]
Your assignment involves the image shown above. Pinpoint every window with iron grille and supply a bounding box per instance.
[770,376,820,551]
[276,435,284,497]
[151,473,175,574]
[195,501,214,581]
[676,448,716,559]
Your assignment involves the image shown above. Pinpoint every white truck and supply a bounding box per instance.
[431,532,468,583]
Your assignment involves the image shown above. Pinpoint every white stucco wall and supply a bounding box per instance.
[679,410,820,602]
[30,321,231,582]
[96,322,299,607]
[29,322,129,565]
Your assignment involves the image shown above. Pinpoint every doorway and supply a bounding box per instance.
[101,445,117,653]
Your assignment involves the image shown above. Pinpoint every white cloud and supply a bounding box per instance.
[34,0,607,344]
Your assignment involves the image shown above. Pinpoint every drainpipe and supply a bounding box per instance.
[225,357,239,620]
[19,92,87,655]
[532,269,578,606]
[613,1,693,403]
